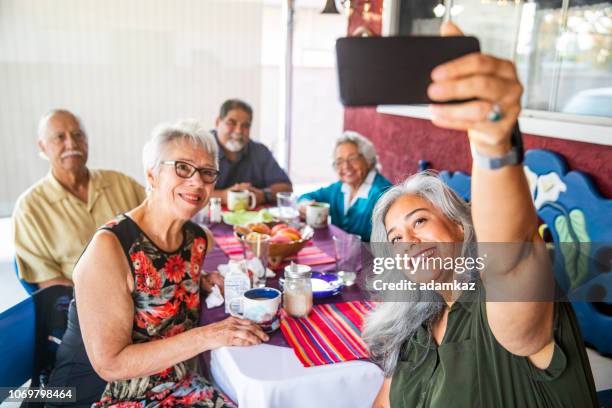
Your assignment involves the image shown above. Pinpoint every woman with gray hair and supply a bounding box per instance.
[363,22,596,408]
[48,119,268,407]
[299,130,391,241]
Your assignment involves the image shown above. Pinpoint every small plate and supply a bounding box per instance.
[222,209,275,226]
[279,271,345,298]
[268,207,300,220]
[311,272,345,298]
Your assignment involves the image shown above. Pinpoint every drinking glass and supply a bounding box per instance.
[277,192,298,222]
[248,234,270,287]
[333,233,362,285]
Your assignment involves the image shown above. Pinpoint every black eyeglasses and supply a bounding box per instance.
[160,160,219,184]
[332,153,363,169]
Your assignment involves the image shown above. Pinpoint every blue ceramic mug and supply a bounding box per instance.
[229,287,281,332]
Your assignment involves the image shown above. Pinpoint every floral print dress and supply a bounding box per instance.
[93,214,235,408]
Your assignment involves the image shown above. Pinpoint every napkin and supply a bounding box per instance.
[217,260,275,279]
[205,284,224,309]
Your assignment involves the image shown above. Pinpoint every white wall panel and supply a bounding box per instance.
[0,0,263,215]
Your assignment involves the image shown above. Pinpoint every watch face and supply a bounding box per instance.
[511,124,525,163]
[264,190,273,203]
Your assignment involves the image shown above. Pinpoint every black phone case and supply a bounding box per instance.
[336,36,481,106]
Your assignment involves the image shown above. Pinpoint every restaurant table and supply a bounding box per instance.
[200,222,384,408]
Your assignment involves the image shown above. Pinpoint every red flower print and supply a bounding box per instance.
[131,251,162,296]
[93,396,112,407]
[163,324,185,338]
[174,284,187,302]
[150,387,172,401]
[135,310,162,329]
[177,391,200,406]
[130,251,148,272]
[111,402,142,408]
[193,237,206,255]
[149,301,179,320]
[165,255,186,283]
[160,395,178,407]
[140,270,162,296]
[190,254,202,280]
[185,291,200,310]
[157,366,173,378]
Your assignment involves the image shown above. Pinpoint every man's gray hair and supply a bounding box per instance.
[142,119,219,191]
[334,130,379,170]
[37,109,85,140]
[362,171,476,377]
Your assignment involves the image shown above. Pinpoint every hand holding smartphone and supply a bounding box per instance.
[336,36,480,106]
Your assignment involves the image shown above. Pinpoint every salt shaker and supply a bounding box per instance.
[283,262,313,318]
[209,197,222,223]
[193,203,210,225]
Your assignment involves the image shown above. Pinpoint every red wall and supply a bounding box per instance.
[344,108,612,197]
[343,1,612,198]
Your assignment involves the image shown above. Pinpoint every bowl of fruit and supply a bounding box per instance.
[234,222,314,268]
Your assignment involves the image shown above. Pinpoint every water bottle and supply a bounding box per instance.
[224,261,251,314]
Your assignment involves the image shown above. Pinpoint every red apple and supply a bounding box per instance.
[271,223,289,235]
[270,233,292,244]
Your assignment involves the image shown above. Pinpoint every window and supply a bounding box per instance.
[382,0,612,121]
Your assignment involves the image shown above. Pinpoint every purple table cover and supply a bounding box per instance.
[199,222,366,348]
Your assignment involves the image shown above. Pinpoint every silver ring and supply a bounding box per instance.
[488,104,504,122]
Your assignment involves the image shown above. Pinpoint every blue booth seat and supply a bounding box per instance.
[0,296,35,388]
[0,284,73,404]
[14,257,39,295]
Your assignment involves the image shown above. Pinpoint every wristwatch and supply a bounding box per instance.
[470,124,524,170]
[263,188,273,204]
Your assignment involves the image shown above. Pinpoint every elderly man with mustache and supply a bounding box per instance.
[12,109,146,289]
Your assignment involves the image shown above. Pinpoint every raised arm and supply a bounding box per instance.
[429,22,554,365]
[75,230,267,382]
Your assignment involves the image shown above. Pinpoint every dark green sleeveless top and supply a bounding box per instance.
[390,281,598,408]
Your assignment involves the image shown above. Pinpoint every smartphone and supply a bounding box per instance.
[336,36,481,106]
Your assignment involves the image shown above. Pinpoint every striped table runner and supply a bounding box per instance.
[214,235,336,269]
[280,301,375,367]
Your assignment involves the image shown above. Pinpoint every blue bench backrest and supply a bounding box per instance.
[14,257,39,295]
[0,296,35,387]
[436,149,612,355]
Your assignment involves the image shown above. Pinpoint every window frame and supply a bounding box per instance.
[380,0,612,146]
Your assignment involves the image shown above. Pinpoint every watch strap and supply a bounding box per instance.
[471,124,524,170]
[263,189,273,204]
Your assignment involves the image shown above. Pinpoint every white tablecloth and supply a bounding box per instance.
[210,344,384,408]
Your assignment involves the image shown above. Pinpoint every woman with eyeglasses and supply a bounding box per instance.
[298,131,392,241]
[48,120,268,407]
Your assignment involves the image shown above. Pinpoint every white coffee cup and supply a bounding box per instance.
[229,287,281,332]
[306,202,330,228]
[228,189,256,211]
